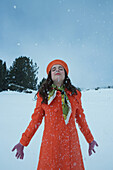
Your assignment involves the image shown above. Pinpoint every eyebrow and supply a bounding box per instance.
[52,66,63,69]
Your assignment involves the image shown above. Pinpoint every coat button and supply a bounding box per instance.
[54,108,58,112]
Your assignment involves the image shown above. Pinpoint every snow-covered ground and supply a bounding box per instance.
[0,89,113,170]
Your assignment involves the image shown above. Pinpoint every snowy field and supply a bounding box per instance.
[0,88,113,170]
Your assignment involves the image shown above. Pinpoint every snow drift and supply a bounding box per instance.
[0,88,113,170]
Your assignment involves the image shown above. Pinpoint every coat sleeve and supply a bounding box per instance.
[20,92,45,146]
[75,90,94,143]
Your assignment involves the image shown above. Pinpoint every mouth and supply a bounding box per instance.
[55,73,61,75]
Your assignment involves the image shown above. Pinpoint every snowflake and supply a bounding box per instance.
[35,43,38,46]
[67,9,71,13]
[13,5,17,9]
[76,19,80,23]
[17,42,20,46]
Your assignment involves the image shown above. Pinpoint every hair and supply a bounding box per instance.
[36,69,78,104]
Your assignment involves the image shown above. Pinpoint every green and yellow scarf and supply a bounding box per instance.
[48,84,70,121]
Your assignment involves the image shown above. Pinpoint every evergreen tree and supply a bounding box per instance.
[37,77,46,90]
[0,59,8,91]
[9,56,39,91]
[0,60,3,91]
[2,62,8,90]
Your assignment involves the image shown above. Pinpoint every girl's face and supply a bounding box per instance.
[51,64,65,86]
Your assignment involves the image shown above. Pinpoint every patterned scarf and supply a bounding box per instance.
[48,84,71,122]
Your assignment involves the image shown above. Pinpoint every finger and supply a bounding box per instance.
[16,152,19,158]
[89,152,92,156]
[20,153,23,159]
[22,153,24,159]
[12,147,15,152]
[93,149,96,153]
[88,149,92,156]
[20,154,23,159]
[17,155,20,159]
[15,152,18,157]
[96,142,99,147]
[17,154,20,159]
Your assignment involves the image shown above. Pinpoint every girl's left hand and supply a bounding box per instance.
[88,140,98,156]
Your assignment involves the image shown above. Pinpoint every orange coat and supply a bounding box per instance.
[20,90,94,170]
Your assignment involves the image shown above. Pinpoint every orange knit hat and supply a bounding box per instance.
[46,59,69,75]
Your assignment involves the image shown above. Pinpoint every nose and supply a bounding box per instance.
[56,69,60,72]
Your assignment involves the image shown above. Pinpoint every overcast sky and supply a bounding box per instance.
[0,0,113,89]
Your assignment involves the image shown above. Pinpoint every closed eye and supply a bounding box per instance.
[51,66,64,72]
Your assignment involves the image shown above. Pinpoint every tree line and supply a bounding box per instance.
[0,56,39,93]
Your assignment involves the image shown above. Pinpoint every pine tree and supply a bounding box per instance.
[0,59,8,91]
[9,56,39,91]
[0,60,3,91]
[2,62,8,90]
[37,77,46,90]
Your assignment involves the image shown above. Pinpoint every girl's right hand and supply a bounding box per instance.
[12,142,24,159]
[88,140,98,156]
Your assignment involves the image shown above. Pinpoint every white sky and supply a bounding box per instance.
[0,0,113,89]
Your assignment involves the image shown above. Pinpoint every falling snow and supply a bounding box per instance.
[13,5,17,9]
[67,9,71,13]
[17,42,20,46]
[35,43,38,46]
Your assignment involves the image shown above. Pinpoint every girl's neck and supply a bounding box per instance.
[53,82,63,88]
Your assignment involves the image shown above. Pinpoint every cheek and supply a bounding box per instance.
[62,71,65,80]
[63,74,65,79]
[62,75,65,80]
[51,72,54,80]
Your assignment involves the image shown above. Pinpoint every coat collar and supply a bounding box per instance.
[65,89,72,96]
